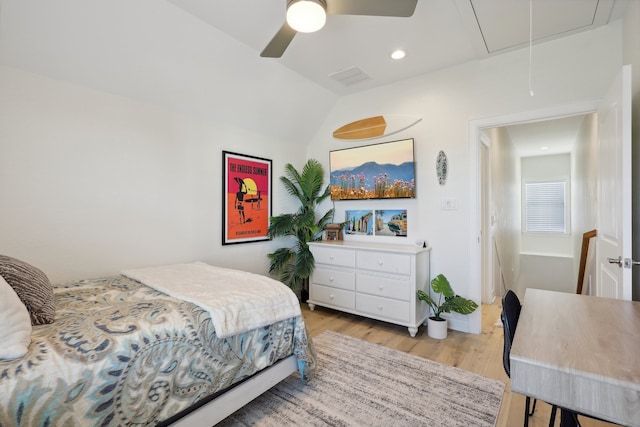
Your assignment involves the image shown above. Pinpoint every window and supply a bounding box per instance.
[523,180,568,233]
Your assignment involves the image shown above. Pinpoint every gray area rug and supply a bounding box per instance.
[218,330,505,426]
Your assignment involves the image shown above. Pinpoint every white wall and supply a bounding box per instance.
[518,151,575,295]
[572,113,599,292]
[624,1,640,300]
[0,3,630,325]
[307,22,623,332]
[520,154,572,255]
[0,0,342,285]
[0,66,308,283]
[519,253,574,294]
[488,116,598,299]
[488,127,520,294]
[0,0,338,144]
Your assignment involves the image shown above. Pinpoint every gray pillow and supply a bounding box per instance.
[0,255,55,325]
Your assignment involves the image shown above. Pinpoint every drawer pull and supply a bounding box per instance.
[329,294,335,300]
[329,277,334,282]
[329,255,334,260]
[378,285,384,291]
[378,260,383,265]
[377,305,383,310]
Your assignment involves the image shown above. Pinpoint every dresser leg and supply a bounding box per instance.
[408,327,418,337]
[308,303,316,311]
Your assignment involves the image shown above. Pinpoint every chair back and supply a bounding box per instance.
[501,290,522,378]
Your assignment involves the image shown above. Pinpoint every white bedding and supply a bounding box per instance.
[122,262,301,338]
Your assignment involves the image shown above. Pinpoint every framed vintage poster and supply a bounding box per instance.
[222,151,272,245]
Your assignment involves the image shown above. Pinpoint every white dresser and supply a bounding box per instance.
[307,241,431,337]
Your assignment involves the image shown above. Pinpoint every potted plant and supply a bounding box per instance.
[267,159,334,300]
[417,274,479,339]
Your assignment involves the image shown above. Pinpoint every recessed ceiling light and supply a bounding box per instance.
[390,49,406,60]
[541,146,549,150]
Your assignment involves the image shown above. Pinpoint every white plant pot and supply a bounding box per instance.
[427,317,448,339]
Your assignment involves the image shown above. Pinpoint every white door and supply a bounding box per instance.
[596,65,632,300]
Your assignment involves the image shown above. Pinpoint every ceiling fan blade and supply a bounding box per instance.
[326,0,417,17]
[260,22,297,58]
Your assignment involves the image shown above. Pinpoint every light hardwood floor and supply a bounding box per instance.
[300,303,617,427]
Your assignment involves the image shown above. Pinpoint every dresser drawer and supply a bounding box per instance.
[307,241,430,337]
[356,251,410,274]
[311,245,356,268]
[310,284,355,310]
[313,267,355,291]
[356,272,411,301]
[356,294,410,323]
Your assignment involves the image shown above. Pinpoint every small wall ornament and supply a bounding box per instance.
[436,150,448,185]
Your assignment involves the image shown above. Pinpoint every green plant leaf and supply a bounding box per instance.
[417,274,478,321]
[267,158,332,292]
[267,247,294,275]
[430,274,454,298]
[440,295,479,315]
[268,214,296,239]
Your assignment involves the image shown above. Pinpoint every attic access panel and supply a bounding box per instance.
[469,0,612,53]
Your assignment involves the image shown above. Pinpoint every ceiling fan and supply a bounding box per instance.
[261,0,418,58]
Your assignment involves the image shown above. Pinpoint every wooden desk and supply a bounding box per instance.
[510,289,640,427]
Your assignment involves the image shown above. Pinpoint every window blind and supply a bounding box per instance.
[524,181,566,233]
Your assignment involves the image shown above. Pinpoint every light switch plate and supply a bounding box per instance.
[440,198,458,210]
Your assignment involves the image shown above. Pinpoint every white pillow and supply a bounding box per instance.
[0,274,32,360]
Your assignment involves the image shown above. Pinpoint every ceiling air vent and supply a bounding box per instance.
[328,66,371,86]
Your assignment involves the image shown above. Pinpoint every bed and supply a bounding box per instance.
[0,257,316,426]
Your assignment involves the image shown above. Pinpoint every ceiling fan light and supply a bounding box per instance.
[287,0,326,33]
[391,49,407,60]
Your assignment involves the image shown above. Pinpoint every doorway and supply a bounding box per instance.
[484,114,595,299]
[467,66,633,335]
[467,100,599,334]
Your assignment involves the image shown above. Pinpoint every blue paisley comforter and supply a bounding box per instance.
[0,275,316,426]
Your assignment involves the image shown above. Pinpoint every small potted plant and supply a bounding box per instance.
[417,274,479,339]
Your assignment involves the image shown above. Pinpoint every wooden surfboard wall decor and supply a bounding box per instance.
[333,114,422,140]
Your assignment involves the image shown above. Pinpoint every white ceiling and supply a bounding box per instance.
[0,0,629,144]
[504,114,589,157]
[167,0,628,96]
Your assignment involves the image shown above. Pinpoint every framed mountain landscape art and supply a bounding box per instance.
[329,138,416,200]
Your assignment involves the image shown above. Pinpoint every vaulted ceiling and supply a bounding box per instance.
[0,0,629,143]
[168,0,628,95]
